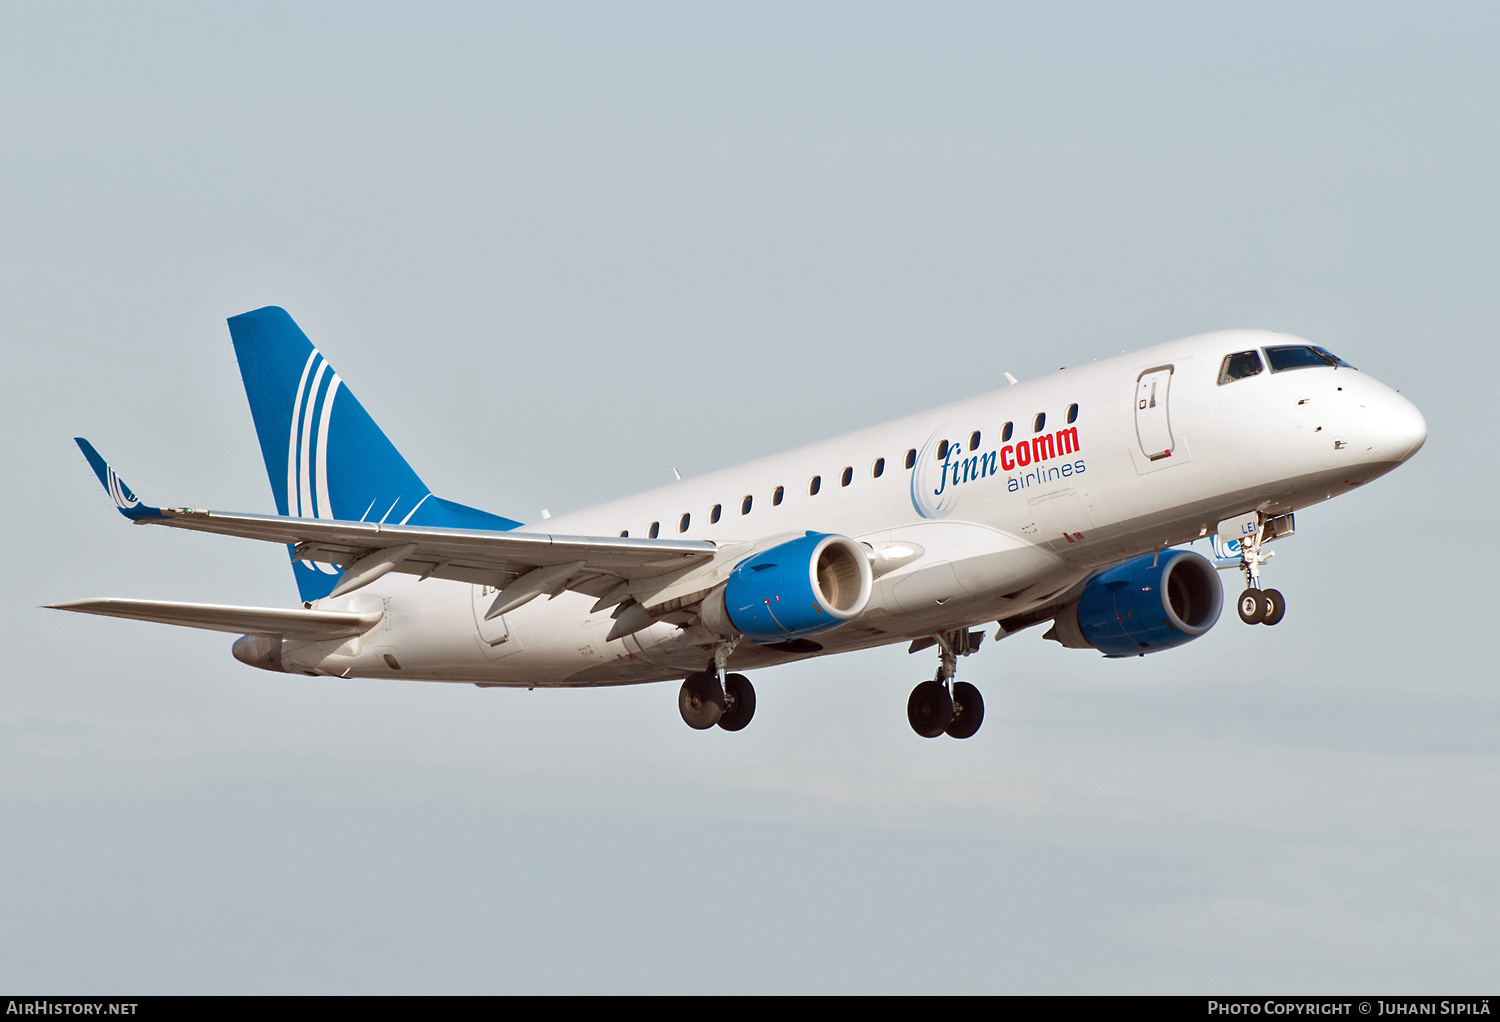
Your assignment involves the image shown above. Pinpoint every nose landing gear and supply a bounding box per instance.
[1236,587,1286,626]
[906,629,986,739]
[1234,512,1292,626]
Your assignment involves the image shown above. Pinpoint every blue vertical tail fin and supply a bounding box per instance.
[227,306,521,602]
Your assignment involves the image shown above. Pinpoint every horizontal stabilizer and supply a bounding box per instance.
[45,598,382,640]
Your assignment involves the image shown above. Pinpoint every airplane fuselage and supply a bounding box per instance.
[277,328,1424,686]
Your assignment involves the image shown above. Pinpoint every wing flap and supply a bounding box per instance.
[46,598,382,640]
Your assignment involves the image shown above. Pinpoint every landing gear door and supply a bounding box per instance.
[1134,366,1175,461]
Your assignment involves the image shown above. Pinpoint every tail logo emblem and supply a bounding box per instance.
[286,350,344,576]
[105,466,140,511]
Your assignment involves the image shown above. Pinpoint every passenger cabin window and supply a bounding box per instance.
[1218,350,1264,384]
[619,530,629,537]
[873,457,885,478]
[1033,412,1046,433]
[809,475,821,496]
[1001,421,1013,442]
[904,449,916,469]
[1067,403,1079,424]
[679,513,691,533]
[773,486,784,506]
[1265,345,1356,373]
[710,504,722,524]
[741,495,752,515]
[969,431,980,450]
[649,522,659,539]
[841,466,853,487]
[936,439,949,460]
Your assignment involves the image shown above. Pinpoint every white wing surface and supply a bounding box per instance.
[139,507,716,594]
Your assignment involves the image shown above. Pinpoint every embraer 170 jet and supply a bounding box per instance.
[53,308,1426,738]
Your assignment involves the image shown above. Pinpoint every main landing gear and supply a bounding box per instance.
[906,629,985,739]
[1235,512,1292,626]
[678,641,756,732]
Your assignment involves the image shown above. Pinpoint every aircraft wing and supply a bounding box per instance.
[45,598,382,640]
[73,439,719,609]
[149,506,713,583]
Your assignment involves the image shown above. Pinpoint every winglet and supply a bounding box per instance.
[74,438,164,521]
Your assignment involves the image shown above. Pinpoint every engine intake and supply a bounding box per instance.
[1046,549,1222,656]
[701,532,873,642]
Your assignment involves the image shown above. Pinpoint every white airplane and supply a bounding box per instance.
[53,307,1426,738]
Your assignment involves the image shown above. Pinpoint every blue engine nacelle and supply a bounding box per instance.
[1045,549,1223,657]
[699,532,874,642]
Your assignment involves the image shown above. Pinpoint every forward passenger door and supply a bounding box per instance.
[1134,366,1176,461]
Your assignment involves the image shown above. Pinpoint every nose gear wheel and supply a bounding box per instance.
[1259,588,1286,626]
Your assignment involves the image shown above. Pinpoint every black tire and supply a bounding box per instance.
[907,681,954,738]
[678,672,724,730]
[717,673,756,732]
[945,682,985,739]
[1260,588,1286,626]
[1237,588,1266,624]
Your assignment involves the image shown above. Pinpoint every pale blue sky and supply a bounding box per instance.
[3,2,1497,992]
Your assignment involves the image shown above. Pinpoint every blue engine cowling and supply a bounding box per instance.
[1047,549,1223,657]
[701,532,874,642]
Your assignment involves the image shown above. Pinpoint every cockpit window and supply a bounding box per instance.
[1218,350,1264,385]
[1312,346,1355,369]
[1265,345,1356,373]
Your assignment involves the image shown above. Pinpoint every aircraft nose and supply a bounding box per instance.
[1366,389,1427,465]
